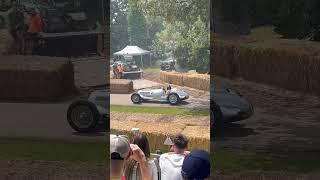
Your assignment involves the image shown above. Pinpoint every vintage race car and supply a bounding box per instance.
[131,86,189,105]
[211,85,254,128]
[67,90,109,133]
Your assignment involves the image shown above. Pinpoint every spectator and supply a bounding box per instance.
[123,133,158,180]
[181,150,211,180]
[117,64,123,79]
[160,133,189,180]
[25,8,42,54]
[110,134,152,180]
[8,0,24,54]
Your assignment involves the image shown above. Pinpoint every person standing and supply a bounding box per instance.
[8,0,24,54]
[25,8,42,55]
[159,133,189,180]
[118,64,124,79]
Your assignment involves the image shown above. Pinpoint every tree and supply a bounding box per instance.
[127,0,147,49]
[186,16,209,73]
[132,0,209,25]
[110,0,129,54]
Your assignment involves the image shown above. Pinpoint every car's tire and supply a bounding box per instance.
[131,93,142,104]
[211,100,223,130]
[168,93,180,105]
[67,100,100,133]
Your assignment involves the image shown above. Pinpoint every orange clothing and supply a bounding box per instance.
[117,65,123,73]
[27,15,42,33]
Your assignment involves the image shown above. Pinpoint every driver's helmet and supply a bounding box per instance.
[167,84,172,91]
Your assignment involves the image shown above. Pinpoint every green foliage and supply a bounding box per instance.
[133,0,209,24]
[127,0,147,49]
[111,0,129,54]
[152,17,209,72]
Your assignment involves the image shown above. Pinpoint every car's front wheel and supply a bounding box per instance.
[168,93,180,105]
[67,100,100,133]
[131,93,142,104]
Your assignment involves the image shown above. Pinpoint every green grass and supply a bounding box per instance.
[212,148,320,173]
[0,137,107,163]
[111,105,209,116]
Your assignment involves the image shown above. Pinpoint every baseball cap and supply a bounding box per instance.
[181,150,210,180]
[110,134,130,159]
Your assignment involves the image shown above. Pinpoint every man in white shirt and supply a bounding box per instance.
[159,133,189,180]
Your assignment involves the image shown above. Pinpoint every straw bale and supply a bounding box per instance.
[212,39,320,95]
[160,71,184,86]
[110,79,133,94]
[0,55,75,100]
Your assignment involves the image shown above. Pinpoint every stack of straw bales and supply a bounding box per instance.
[110,79,133,94]
[0,29,14,55]
[110,119,210,151]
[160,71,210,91]
[0,55,75,100]
[213,39,320,95]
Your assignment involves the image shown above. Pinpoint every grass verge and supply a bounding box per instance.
[212,148,320,173]
[0,137,107,163]
[111,105,209,116]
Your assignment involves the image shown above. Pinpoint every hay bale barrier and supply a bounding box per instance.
[110,79,133,94]
[0,55,75,101]
[160,71,210,91]
[213,38,320,95]
[110,112,210,151]
[111,121,210,152]
[0,29,14,55]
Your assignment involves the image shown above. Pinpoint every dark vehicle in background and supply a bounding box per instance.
[211,85,254,128]
[160,58,176,71]
[111,56,143,79]
[15,0,106,57]
[67,90,109,133]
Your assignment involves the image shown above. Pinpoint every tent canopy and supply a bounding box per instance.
[114,46,150,56]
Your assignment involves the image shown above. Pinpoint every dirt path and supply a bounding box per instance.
[0,160,106,180]
[213,76,320,152]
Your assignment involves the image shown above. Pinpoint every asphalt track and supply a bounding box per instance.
[0,102,106,142]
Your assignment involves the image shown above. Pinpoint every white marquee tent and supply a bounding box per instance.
[113,46,151,68]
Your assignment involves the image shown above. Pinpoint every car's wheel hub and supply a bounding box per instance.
[71,105,93,128]
[169,95,177,103]
[132,95,140,102]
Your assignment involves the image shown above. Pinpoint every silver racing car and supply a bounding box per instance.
[131,85,189,105]
[67,90,109,133]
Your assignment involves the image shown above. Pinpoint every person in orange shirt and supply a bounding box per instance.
[117,64,124,79]
[25,8,43,54]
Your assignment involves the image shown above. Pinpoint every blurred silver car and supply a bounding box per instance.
[211,85,254,127]
[67,90,109,133]
[131,86,189,105]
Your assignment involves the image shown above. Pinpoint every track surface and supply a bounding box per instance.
[0,102,106,141]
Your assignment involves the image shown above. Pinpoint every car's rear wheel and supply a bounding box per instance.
[131,93,142,104]
[211,101,223,129]
[67,100,99,133]
[168,93,180,105]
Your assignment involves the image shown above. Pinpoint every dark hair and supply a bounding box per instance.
[174,133,188,150]
[132,133,150,158]
[123,133,151,179]
[111,152,123,160]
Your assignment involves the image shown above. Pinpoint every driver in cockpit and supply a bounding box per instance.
[162,86,166,94]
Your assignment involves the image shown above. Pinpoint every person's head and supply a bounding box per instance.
[123,134,150,179]
[132,133,150,159]
[181,150,210,180]
[173,133,188,154]
[110,134,130,177]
